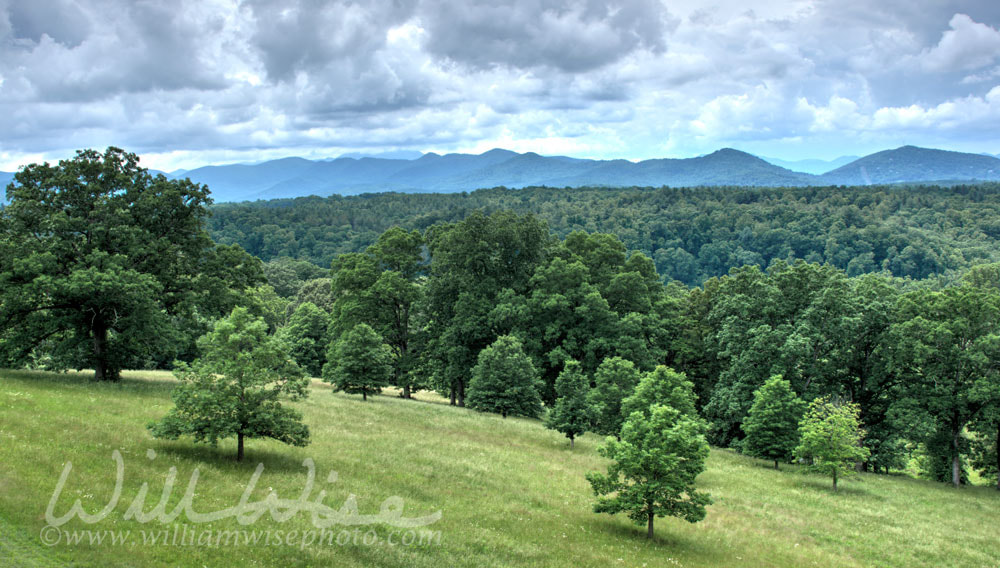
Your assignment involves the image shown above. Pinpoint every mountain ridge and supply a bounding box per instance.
[3,146,1000,204]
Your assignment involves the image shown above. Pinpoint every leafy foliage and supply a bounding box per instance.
[891,284,1000,486]
[466,335,543,419]
[208,183,1000,286]
[742,376,806,469]
[544,360,594,447]
[277,301,330,377]
[621,366,698,420]
[322,323,392,401]
[0,147,263,380]
[587,402,711,538]
[588,357,641,439]
[148,307,309,461]
[795,397,870,490]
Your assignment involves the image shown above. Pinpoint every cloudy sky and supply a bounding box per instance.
[2,0,1000,172]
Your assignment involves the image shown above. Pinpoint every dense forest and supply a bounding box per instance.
[208,183,1000,286]
[3,152,998,495]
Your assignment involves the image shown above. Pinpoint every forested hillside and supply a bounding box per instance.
[209,183,1000,286]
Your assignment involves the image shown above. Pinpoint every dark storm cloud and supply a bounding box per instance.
[8,0,89,46]
[418,0,671,72]
[1,0,999,171]
[0,0,229,103]
[245,0,418,82]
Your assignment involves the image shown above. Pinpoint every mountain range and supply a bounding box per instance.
[2,146,1000,203]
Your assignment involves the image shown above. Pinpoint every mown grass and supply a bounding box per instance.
[0,369,998,567]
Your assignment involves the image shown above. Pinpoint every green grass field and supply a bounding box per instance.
[1,369,998,567]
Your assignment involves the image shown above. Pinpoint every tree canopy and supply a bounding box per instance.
[742,376,806,469]
[149,307,309,461]
[466,335,543,419]
[0,147,262,380]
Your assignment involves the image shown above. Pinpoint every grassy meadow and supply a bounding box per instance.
[0,369,998,567]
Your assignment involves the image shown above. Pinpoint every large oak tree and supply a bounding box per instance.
[0,147,262,380]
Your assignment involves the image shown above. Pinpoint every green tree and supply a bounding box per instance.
[587,404,712,539]
[545,360,593,447]
[243,284,290,333]
[149,307,309,461]
[742,376,806,469]
[588,357,641,439]
[970,413,999,490]
[425,211,549,406]
[891,284,1000,487]
[330,227,424,398]
[497,256,619,404]
[277,302,330,377]
[795,397,870,490]
[289,278,334,314]
[322,323,392,401]
[621,365,697,420]
[0,147,263,380]
[466,335,543,418]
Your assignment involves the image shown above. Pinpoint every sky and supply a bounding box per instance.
[2,0,1000,172]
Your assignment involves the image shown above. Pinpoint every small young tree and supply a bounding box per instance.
[588,357,641,439]
[587,404,712,539]
[466,335,543,418]
[795,397,870,490]
[742,376,806,469]
[278,301,330,377]
[149,307,310,461]
[545,360,594,447]
[322,323,392,401]
[621,365,697,420]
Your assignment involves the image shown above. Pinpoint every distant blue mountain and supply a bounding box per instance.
[0,171,14,203]
[336,150,423,160]
[819,146,1000,185]
[6,146,1000,205]
[171,147,818,202]
[760,155,859,175]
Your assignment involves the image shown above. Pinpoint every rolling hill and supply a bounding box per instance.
[5,146,1000,204]
[170,146,1000,202]
[173,148,816,202]
[819,146,1000,185]
[1,369,998,567]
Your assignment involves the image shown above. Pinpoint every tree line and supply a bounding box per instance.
[208,183,1000,286]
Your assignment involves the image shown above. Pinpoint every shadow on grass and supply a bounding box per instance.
[151,441,312,474]
[792,474,880,497]
[594,517,724,557]
[1,368,177,396]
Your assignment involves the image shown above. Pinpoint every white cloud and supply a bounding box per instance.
[921,13,1000,72]
[1,0,1000,171]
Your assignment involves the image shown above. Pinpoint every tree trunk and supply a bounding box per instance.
[570,436,575,449]
[774,460,779,470]
[398,342,410,399]
[995,423,999,491]
[237,432,245,462]
[457,381,465,407]
[832,468,838,491]
[952,430,962,488]
[363,390,367,402]
[92,321,118,381]
[646,510,654,539]
[449,386,456,406]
